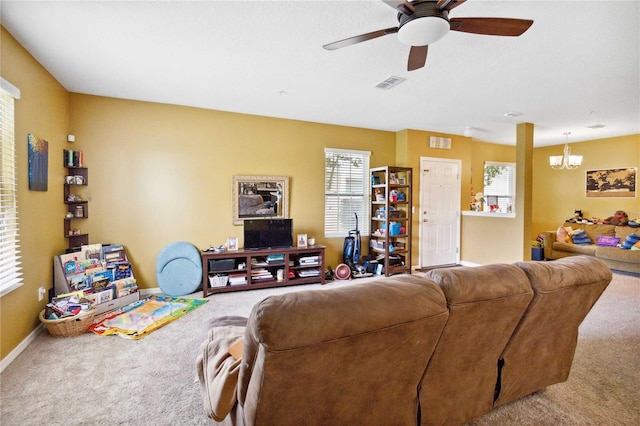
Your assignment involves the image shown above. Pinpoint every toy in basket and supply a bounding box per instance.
[39,308,95,337]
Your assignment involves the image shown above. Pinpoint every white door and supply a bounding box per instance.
[419,158,461,267]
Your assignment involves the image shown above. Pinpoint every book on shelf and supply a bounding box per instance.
[298,270,320,278]
[229,273,247,285]
[251,268,274,281]
[250,258,269,267]
[266,254,285,264]
[299,256,319,266]
[63,149,84,168]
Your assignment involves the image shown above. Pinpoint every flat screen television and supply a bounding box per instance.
[244,219,293,250]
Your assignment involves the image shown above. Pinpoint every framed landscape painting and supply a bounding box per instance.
[585,167,636,198]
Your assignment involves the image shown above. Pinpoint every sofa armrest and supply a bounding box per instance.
[196,322,247,422]
[542,231,556,259]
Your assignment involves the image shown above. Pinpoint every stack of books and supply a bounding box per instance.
[266,254,285,265]
[229,273,247,286]
[251,268,273,282]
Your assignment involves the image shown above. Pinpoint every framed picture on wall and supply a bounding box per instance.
[585,168,636,198]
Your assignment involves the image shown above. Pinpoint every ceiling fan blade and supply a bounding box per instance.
[408,45,428,71]
[381,1,415,15]
[437,0,467,12]
[450,17,533,36]
[323,27,399,50]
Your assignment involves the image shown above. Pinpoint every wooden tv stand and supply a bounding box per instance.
[201,245,325,297]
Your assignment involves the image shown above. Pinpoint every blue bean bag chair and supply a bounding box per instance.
[156,242,202,296]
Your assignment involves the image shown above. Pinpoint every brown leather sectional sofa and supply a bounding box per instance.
[196,255,612,425]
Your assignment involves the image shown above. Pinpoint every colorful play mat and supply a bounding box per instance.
[89,295,207,339]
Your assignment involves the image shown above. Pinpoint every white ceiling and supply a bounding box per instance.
[2,0,639,147]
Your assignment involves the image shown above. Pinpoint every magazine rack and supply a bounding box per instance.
[53,244,139,315]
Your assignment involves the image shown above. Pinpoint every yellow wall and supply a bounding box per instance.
[465,140,522,263]
[396,130,519,265]
[460,215,523,264]
[531,135,640,237]
[1,28,70,359]
[68,94,396,288]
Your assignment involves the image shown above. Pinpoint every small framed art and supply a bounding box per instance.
[226,237,238,251]
[297,234,308,248]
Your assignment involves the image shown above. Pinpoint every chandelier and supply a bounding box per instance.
[549,132,582,170]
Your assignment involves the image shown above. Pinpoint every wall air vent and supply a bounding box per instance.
[429,136,452,149]
[374,76,406,90]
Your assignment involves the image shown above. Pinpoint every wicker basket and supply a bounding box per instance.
[39,308,95,337]
[209,274,229,288]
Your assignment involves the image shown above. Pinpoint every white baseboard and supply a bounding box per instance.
[140,287,163,297]
[0,323,44,374]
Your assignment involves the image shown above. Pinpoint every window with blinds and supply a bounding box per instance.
[324,148,370,238]
[1,79,22,297]
[484,161,516,213]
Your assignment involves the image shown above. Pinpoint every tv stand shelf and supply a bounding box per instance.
[201,245,326,297]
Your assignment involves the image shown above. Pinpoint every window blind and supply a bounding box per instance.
[0,80,22,297]
[324,148,370,238]
[484,162,515,213]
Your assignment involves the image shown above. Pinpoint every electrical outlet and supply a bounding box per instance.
[38,286,47,302]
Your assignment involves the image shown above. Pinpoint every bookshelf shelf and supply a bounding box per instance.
[63,149,89,250]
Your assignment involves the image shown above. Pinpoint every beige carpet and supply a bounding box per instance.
[1,272,638,425]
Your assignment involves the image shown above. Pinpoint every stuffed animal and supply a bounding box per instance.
[603,210,629,226]
[567,210,583,223]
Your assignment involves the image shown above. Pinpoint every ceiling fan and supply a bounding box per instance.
[323,0,533,71]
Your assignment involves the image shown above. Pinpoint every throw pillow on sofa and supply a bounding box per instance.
[571,229,591,245]
[620,233,640,250]
[556,226,573,243]
[596,235,620,247]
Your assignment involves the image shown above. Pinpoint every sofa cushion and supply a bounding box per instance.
[564,222,616,242]
[616,226,640,240]
[238,275,449,426]
[595,245,640,262]
[420,264,533,425]
[552,241,596,256]
[495,256,612,406]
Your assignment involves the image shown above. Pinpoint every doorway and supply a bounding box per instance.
[419,157,461,268]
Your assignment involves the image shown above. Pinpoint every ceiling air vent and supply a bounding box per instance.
[374,76,406,90]
[429,136,452,149]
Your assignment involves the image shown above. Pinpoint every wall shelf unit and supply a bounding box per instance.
[63,149,89,250]
[370,166,412,276]
[201,245,325,297]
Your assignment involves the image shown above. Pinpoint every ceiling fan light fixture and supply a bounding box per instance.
[398,16,450,46]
